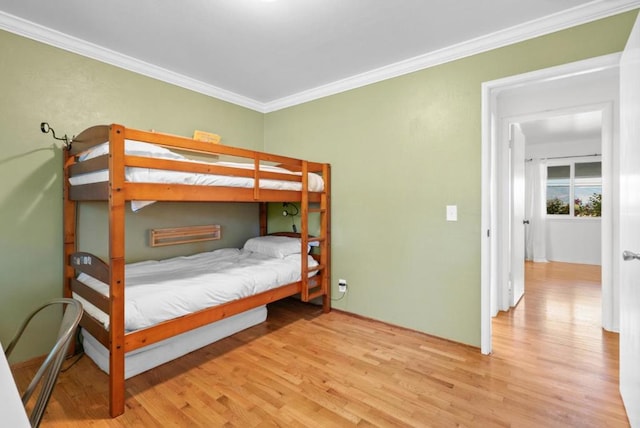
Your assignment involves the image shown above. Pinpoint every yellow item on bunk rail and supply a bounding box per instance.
[193,130,221,144]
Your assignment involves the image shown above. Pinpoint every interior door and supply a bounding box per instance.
[619,13,640,427]
[510,123,526,306]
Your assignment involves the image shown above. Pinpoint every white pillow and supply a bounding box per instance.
[77,140,185,162]
[243,235,307,259]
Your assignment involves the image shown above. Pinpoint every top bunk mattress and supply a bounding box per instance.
[75,238,318,332]
[68,140,324,192]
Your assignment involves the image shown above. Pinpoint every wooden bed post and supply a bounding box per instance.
[322,164,331,313]
[259,202,268,236]
[108,124,127,417]
[63,150,76,301]
[300,161,310,302]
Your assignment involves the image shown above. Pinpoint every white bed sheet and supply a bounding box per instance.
[74,248,317,331]
[68,140,324,211]
[81,305,267,379]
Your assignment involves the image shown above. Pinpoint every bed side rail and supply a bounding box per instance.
[124,157,306,183]
[70,278,110,314]
[79,312,110,348]
[124,281,302,352]
[68,154,109,176]
[123,127,305,165]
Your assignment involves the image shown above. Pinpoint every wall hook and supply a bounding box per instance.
[40,122,73,150]
[282,202,299,233]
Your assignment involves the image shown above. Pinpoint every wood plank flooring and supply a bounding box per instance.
[12,261,628,426]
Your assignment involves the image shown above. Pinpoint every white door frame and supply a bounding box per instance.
[481,53,620,354]
[508,122,526,308]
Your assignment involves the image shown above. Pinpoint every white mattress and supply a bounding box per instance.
[81,305,267,379]
[74,247,317,331]
[68,140,324,211]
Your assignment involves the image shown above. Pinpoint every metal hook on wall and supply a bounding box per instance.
[282,202,299,233]
[40,122,73,150]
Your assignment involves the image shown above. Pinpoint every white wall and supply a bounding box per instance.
[546,218,601,264]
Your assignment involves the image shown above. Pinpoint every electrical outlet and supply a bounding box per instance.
[338,278,347,293]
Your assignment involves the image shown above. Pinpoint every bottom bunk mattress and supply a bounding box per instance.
[81,305,267,379]
[73,236,317,331]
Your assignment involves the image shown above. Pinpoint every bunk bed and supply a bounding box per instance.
[62,124,331,417]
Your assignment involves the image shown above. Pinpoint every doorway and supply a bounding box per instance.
[480,53,620,354]
[512,109,605,288]
[503,111,606,339]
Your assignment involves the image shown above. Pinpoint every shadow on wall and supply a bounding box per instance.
[0,146,59,223]
[0,144,63,360]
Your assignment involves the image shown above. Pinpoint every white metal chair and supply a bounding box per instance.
[4,298,83,427]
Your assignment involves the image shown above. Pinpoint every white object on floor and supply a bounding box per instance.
[81,305,267,379]
[0,341,30,428]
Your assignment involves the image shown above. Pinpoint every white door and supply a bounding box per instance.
[619,13,640,427]
[510,123,526,306]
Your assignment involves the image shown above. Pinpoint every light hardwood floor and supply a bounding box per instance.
[12,262,628,427]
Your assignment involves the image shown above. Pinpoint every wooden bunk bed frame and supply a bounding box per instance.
[62,124,331,417]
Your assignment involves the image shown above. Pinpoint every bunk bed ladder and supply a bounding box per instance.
[300,162,330,311]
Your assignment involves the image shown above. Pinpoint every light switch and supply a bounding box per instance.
[446,205,457,221]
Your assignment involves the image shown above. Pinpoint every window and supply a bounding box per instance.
[547,165,570,214]
[546,160,601,217]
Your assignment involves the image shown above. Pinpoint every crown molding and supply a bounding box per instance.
[1,1,638,114]
[264,0,640,112]
[0,11,265,112]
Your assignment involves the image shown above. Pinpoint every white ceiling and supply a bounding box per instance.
[0,0,637,111]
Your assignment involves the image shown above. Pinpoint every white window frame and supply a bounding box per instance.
[546,156,602,219]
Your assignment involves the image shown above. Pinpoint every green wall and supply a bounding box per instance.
[1,11,637,362]
[0,30,264,362]
[264,11,638,346]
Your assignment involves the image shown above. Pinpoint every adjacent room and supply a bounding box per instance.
[1,1,639,426]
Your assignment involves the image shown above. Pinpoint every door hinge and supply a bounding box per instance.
[487,229,490,237]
